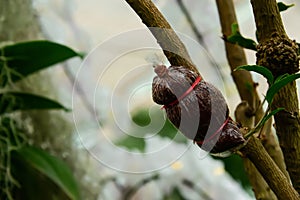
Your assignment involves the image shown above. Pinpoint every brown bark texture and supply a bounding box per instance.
[250,0,300,193]
[216,0,289,198]
[240,136,299,200]
[125,0,300,199]
[125,0,199,75]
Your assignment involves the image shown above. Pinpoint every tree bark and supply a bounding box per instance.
[125,0,300,199]
[125,0,199,75]
[250,0,300,193]
[240,136,299,200]
[216,0,289,198]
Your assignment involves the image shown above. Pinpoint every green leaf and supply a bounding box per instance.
[131,109,151,127]
[266,73,300,103]
[131,108,187,144]
[14,146,80,200]
[277,2,294,12]
[115,135,146,152]
[274,73,290,83]
[158,119,187,144]
[226,23,257,51]
[0,92,69,115]
[0,40,82,82]
[163,187,186,200]
[260,108,285,127]
[235,65,274,84]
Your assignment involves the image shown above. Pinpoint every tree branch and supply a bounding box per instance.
[216,0,289,197]
[215,0,257,109]
[176,0,226,82]
[250,0,300,193]
[125,0,299,198]
[235,102,276,199]
[125,0,199,75]
[236,101,298,200]
[240,136,299,200]
[250,0,286,42]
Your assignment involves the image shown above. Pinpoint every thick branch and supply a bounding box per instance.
[126,0,299,198]
[240,136,300,200]
[250,0,300,192]
[235,102,276,199]
[216,0,257,109]
[236,102,299,199]
[250,0,286,42]
[125,0,199,75]
[216,0,289,197]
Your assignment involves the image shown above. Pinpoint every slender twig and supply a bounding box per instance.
[62,64,100,122]
[176,0,205,45]
[122,174,159,200]
[176,0,226,82]
[182,179,213,200]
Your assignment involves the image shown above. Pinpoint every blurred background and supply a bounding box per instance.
[21,0,300,199]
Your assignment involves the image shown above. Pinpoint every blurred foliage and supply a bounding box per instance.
[12,146,80,200]
[132,108,187,143]
[0,117,26,200]
[116,135,146,152]
[0,92,69,115]
[118,107,252,194]
[163,187,187,200]
[116,108,187,152]
[212,154,251,189]
[132,108,152,127]
[0,40,81,200]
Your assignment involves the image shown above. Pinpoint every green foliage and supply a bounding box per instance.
[163,187,187,200]
[131,108,151,126]
[0,117,25,200]
[225,23,257,51]
[236,65,300,104]
[115,135,146,152]
[262,108,285,126]
[235,65,274,84]
[133,108,187,143]
[0,40,82,85]
[158,119,187,144]
[12,146,80,200]
[212,154,251,190]
[266,73,300,104]
[0,92,69,115]
[0,40,81,200]
[116,108,187,152]
[277,2,294,12]
[236,65,300,138]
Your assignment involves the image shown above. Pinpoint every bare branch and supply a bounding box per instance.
[240,135,299,200]
[126,0,199,75]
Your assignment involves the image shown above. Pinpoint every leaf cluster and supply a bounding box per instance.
[0,40,82,200]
